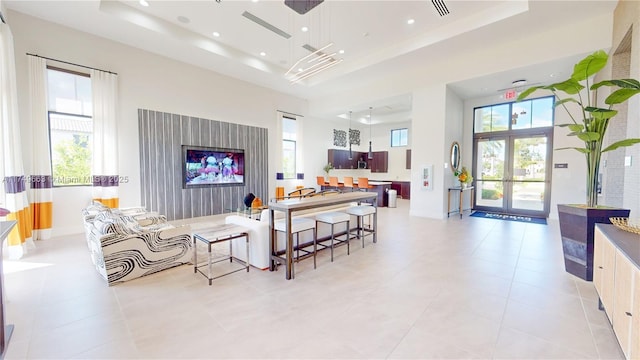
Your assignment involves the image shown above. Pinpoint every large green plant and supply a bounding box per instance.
[517,50,640,207]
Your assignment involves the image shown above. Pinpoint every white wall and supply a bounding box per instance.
[445,87,465,190]
[613,0,640,218]
[9,11,308,236]
[409,84,447,218]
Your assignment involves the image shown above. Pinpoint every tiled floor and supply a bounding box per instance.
[3,199,624,359]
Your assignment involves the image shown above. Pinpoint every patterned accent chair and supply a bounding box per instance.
[82,202,192,285]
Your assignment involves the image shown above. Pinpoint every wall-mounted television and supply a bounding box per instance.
[182,145,245,188]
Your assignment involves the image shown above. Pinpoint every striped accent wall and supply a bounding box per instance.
[138,109,268,221]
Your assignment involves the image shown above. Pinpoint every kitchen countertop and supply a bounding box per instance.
[368,181,392,185]
[369,179,411,183]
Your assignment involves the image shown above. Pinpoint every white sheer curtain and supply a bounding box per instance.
[28,55,52,240]
[0,22,34,258]
[90,69,119,208]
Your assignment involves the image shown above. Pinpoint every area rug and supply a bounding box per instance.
[470,211,547,225]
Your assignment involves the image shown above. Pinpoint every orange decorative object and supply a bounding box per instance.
[275,187,285,200]
[251,197,263,208]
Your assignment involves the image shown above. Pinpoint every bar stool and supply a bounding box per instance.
[328,176,344,190]
[316,176,329,189]
[346,205,377,248]
[357,177,374,191]
[343,176,355,192]
[274,217,317,275]
[315,212,350,261]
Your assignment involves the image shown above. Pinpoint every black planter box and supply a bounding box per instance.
[557,204,630,281]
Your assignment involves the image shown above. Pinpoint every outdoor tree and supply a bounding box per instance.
[52,134,91,185]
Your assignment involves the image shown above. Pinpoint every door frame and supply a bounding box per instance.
[472,127,553,218]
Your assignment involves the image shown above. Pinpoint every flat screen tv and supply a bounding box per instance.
[182,145,245,188]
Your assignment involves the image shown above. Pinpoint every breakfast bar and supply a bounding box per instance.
[268,191,377,280]
[321,180,392,207]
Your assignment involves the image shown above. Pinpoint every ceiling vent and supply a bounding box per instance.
[242,11,291,39]
[284,0,324,15]
[431,0,450,17]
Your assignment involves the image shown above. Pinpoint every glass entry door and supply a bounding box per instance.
[474,134,551,217]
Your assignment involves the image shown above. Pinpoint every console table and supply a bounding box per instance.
[0,221,15,358]
[447,186,474,218]
[268,191,377,280]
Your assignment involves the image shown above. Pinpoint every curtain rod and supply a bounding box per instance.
[26,53,117,75]
[277,110,304,118]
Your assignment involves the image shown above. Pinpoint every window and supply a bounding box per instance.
[391,128,408,147]
[282,116,297,179]
[47,67,93,186]
[474,96,554,134]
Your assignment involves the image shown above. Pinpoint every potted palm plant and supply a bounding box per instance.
[518,50,640,280]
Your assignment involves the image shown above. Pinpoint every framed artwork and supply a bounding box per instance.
[422,164,433,190]
[333,129,347,147]
[349,128,361,145]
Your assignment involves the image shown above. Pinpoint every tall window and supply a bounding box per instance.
[391,128,408,147]
[47,67,93,186]
[282,116,297,179]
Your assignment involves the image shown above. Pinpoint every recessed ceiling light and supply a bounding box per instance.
[177,16,190,24]
[252,0,259,2]
[339,49,345,54]
[139,0,149,6]
[301,26,309,32]
[212,31,220,37]
[407,19,415,25]
[260,52,266,57]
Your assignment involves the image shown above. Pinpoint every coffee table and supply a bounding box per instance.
[193,223,250,285]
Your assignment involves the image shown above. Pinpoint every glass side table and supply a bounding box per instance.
[193,223,250,285]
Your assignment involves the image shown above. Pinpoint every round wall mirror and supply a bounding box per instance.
[450,142,461,173]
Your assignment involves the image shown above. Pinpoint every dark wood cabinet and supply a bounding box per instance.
[327,149,387,172]
[327,149,359,169]
[400,181,411,199]
[390,181,410,199]
[368,151,388,173]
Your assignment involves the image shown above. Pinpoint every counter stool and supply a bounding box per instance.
[315,212,351,262]
[346,205,377,248]
[274,217,317,275]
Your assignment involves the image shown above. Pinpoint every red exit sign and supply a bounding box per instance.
[505,89,517,100]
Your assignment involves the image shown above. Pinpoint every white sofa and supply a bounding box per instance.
[225,204,364,270]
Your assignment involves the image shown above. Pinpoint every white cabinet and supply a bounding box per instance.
[594,231,617,316]
[632,273,640,359]
[612,251,636,359]
[594,225,640,360]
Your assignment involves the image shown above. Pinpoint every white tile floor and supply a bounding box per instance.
[3,199,624,359]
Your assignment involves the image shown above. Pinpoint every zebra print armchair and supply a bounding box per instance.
[82,202,192,285]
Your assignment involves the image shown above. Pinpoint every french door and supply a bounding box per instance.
[473,130,552,217]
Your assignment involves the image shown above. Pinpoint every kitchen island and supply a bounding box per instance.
[367,181,393,207]
[323,180,392,207]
